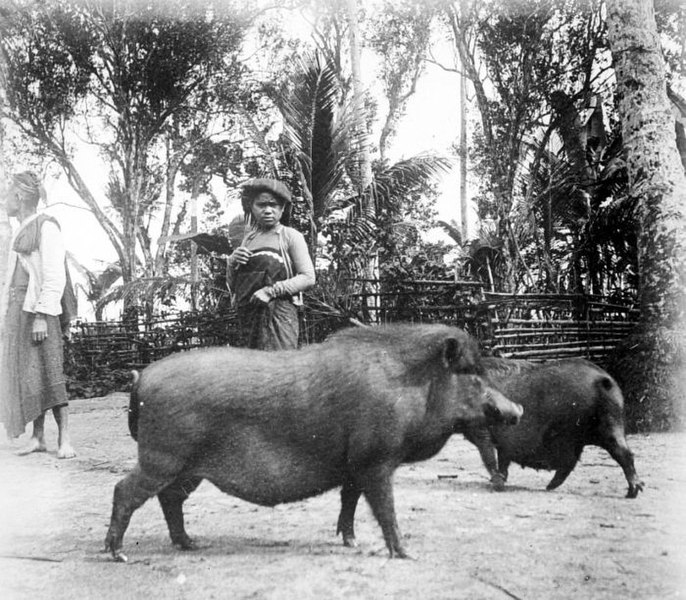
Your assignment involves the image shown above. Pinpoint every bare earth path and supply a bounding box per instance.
[0,393,684,600]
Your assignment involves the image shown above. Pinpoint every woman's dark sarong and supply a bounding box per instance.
[232,247,299,350]
[236,299,299,351]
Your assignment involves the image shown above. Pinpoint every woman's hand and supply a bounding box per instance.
[250,286,275,305]
[32,314,48,343]
[229,246,253,267]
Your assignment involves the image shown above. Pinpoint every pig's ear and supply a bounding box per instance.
[441,337,463,370]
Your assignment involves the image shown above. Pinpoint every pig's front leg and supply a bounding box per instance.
[337,475,362,547]
[463,426,504,490]
[359,465,411,559]
[546,449,581,491]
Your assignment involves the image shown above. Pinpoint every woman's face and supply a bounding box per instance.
[251,192,285,229]
[5,184,22,217]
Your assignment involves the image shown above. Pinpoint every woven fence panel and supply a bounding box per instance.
[482,293,638,365]
[65,286,639,377]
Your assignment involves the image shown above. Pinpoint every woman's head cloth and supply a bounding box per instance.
[12,171,45,208]
[241,178,291,213]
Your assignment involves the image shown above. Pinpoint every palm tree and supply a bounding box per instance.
[274,52,368,256]
[275,52,450,274]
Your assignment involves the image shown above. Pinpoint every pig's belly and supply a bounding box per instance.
[192,435,345,506]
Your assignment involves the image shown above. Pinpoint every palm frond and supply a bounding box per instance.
[369,154,452,214]
[65,252,122,302]
[276,52,369,222]
[516,142,590,229]
[277,54,342,217]
[331,153,452,216]
[437,219,462,245]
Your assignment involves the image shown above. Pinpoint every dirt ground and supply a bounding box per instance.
[0,393,684,600]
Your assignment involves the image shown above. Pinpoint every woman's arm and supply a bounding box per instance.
[270,229,315,297]
[34,220,66,315]
[226,246,253,292]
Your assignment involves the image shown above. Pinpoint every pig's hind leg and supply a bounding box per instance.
[599,437,644,498]
[336,475,362,548]
[158,476,203,549]
[105,465,177,562]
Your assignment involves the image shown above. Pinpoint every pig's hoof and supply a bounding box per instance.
[626,481,645,499]
[342,535,358,548]
[490,473,506,491]
[173,537,197,551]
[391,547,415,560]
[112,550,128,563]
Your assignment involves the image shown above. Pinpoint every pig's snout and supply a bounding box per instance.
[483,389,523,425]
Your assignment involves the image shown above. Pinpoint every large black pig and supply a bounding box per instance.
[459,357,644,498]
[104,324,522,561]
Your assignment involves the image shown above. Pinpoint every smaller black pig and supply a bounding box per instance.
[459,357,644,498]
[104,324,523,562]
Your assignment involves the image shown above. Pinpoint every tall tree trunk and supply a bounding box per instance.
[447,5,517,291]
[189,178,199,312]
[459,65,468,242]
[606,0,686,430]
[345,0,379,320]
[344,0,373,193]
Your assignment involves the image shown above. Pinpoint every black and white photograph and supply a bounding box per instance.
[0,0,684,598]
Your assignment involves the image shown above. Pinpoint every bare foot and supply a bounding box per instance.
[57,443,76,459]
[16,438,47,456]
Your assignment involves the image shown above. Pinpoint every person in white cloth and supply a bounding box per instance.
[0,171,75,458]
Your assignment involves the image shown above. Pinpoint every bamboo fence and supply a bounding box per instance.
[64,282,639,379]
[479,293,638,365]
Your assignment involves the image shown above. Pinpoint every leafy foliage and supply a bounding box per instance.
[366,0,434,158]
[446,0,616,291]
[0,0,249,312]
[4,0,676,318]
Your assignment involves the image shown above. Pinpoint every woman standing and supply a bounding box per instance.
[0,171,75,458]
[226,179,315,350]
